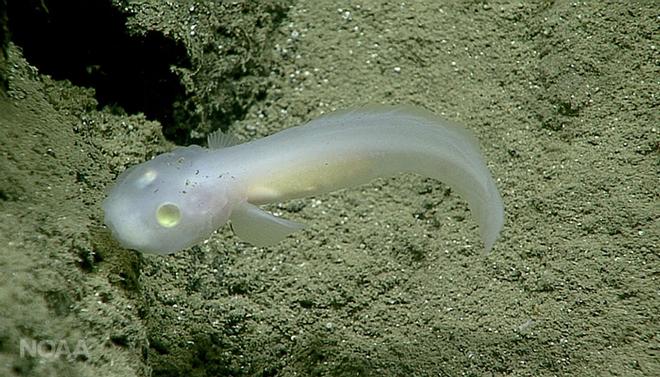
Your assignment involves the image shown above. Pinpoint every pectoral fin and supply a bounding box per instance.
[230,202,305,246]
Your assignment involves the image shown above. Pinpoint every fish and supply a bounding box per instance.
[102,105,504,254]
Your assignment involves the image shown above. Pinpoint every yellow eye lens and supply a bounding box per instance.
[156,203,181,228]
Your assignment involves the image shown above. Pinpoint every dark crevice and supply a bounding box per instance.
[6,0,190,135]
[0,0,9,93]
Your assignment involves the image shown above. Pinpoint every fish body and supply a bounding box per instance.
[103,106,504,254]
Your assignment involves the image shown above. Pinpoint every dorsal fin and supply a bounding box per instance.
[207,129,243,149]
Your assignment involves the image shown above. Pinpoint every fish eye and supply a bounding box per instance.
[156,203,181,228]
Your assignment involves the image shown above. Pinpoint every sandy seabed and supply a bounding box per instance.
[0,1,657,376]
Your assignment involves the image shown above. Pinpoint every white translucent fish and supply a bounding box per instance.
[103,105,504,254]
